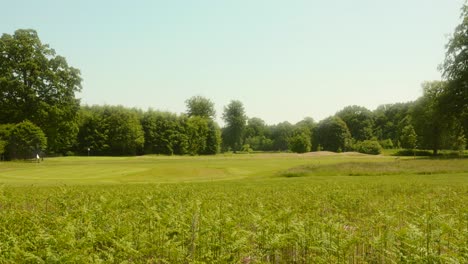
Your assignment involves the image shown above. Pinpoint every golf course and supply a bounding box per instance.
[0,153,467,262]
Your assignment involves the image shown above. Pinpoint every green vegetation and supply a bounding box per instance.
[0,154,466,262]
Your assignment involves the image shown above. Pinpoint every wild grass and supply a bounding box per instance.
[0,153,466,262]
[280,158,468,177]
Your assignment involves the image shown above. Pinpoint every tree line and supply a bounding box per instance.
[1,3,467,159]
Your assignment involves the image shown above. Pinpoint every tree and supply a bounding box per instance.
[244,117,267,139]
[373,102,412,145]
[316,116,352,152]
[0,29,82,154]
[289,128,311,153]
[243,117,273,151]
[202,119,221,155]
[222,100,247,152]
[441,4,468,138]
[400,125,417,150]
[185,96,216,119]
[271,122,294,151]
[411,81,451,155]
[8,121,47,160]
[185,116,209,155]
[336,105,374,141]
[184,96,221,155]
[0,124,14,160]
[77,106,144,156]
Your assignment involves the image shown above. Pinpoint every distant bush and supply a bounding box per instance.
[241,144,253,153]
[355,140,382,155]
[379,139,394,149]
[289,132,311,153]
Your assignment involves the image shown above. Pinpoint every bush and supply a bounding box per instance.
[241,144,253,153]
[355,140,383,155]
[379,139,394,149]
[8,121,47,160]
[289,132,311,153]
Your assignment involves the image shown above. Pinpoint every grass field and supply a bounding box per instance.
[0,153,467,262]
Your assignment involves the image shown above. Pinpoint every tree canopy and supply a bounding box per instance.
[442,4,468,136]
[0,29,82,154]
[222,100,247,152]
[185,96,216,119]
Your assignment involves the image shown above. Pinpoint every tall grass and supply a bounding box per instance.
[0,174,466,262]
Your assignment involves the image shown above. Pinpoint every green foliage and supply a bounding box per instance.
[8,120,47,159]
[241,144,253,153]
[141,110,185,155]
[185,96,216,119]
[0,140,6,157]
[185,116,209,155]
[379,139,394,149]
[77,106,144,156]
[354,140,383,155]
[244,135,273,151]
[400,125,417,150]
[244,117,267,140]
[140,110,220,156]
[316,116,352,152]
[336,105,374,141]
[271,121,294,151]
[0,29,81,154]
[442,4,468,138]
[373,103,412,144]
[289,128,312,153]
[411,81,453,155]
[222,100,247,152]
[202,119,221,155]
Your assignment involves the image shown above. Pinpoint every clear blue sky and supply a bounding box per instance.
[1,0,464,125]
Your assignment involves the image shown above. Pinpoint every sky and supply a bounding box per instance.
[0,0,464,125]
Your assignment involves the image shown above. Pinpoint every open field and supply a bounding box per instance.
[0,153,467,262]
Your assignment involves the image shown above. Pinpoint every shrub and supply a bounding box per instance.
[8,121,47,160]
[289,132,311,153]
[355,140,383,155]
[379,139,394,149]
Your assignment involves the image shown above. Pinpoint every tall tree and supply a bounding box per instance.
[411,81,451,155]
[202,119,221,155]
[400,124,417,150]
[441,4,468,138]
[222,100,247,152]
[316,116,352,152]
[0,29,82,154]
[185,96,216,119]
[271,122,294,151]
[373,102,412,145]
[243,117,273,151]
[336,105,374,141]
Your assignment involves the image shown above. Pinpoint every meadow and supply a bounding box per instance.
[0,153,467,263]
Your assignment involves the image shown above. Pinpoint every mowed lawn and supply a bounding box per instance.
[1,152,467,186]
[0,153,388,185]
